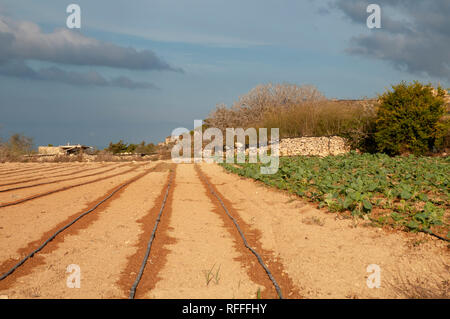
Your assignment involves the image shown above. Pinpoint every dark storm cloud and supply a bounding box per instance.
[0,15,183,72]
[332,0,450,80]
[0,60,157,89]
[0,14,179,89]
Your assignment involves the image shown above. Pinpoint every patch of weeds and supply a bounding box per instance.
[411,239,426,247]
[256,287,262,299]
[302,216,325,226]
[203,263,221,286]
[349,217,361,229]
[388,275,449,299]
[214,264,221,285]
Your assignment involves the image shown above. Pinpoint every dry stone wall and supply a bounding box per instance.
[278,136,350,157]
[37,146,65,155]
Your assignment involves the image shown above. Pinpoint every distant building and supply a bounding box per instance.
[158,135,181,147]
[38,143,92,155]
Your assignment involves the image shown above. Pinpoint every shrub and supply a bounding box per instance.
[205,83,326,130]
[8,133,33,154]
[205,83,377,150]
[135,141,156,155]
[0,133,34,161]
[261,99,377,149]
[94,150,118,162]
[106,140,129,154]
[374,81,448,155]
[106,140,156,155]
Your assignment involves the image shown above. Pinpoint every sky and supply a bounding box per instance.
[0,0,449,148]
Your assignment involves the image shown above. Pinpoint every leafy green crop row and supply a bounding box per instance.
[221,152,449,239]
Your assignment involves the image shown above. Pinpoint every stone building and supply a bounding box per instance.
[38,144,92,155]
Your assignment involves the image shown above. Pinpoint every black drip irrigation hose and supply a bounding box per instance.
[129,171,173,299]
[0,166,140,209]
[197,167,284,299]
[368,217,450,243]
[0,165,120,193]
[0,164,114,188]
[420,230,450,242]
[0,171,148,281]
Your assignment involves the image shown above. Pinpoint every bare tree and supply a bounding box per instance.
[205,83,326,130]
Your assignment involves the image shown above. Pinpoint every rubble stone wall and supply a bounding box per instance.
[37,146,64,155]
[279,136,350,157]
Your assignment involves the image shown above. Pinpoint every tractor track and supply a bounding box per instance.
[0,164,143,208]
[0,163,128,193]
[0,163,162,289]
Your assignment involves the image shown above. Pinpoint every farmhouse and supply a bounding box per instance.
[38,143,92,156]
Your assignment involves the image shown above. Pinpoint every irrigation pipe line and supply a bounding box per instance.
[0,165,122,193]
[367,216,450,243]
[0,165,76,177]
[0,165,143,209]
[0,163,120,188]
[129,171,173,299]
[0,169,151,282]
[419,230,450,242]
[196,167,284,299]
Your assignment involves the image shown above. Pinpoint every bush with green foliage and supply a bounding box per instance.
[374,81,448,155]
[106,140,156,155]
[205,83,377,150]
[106,140,128,154]
[134,141,156,155]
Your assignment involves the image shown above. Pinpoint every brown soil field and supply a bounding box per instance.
[0,161,448,299]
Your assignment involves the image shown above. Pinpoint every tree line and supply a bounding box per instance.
[105,140,156,155]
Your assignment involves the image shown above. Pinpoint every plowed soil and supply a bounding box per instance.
[0,161,448,299]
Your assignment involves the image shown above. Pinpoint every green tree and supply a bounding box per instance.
[106,140,128,154]
[135,141,156,155]
[106,140,156,155]
[374,81,448,155]
[126,143,137,153]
